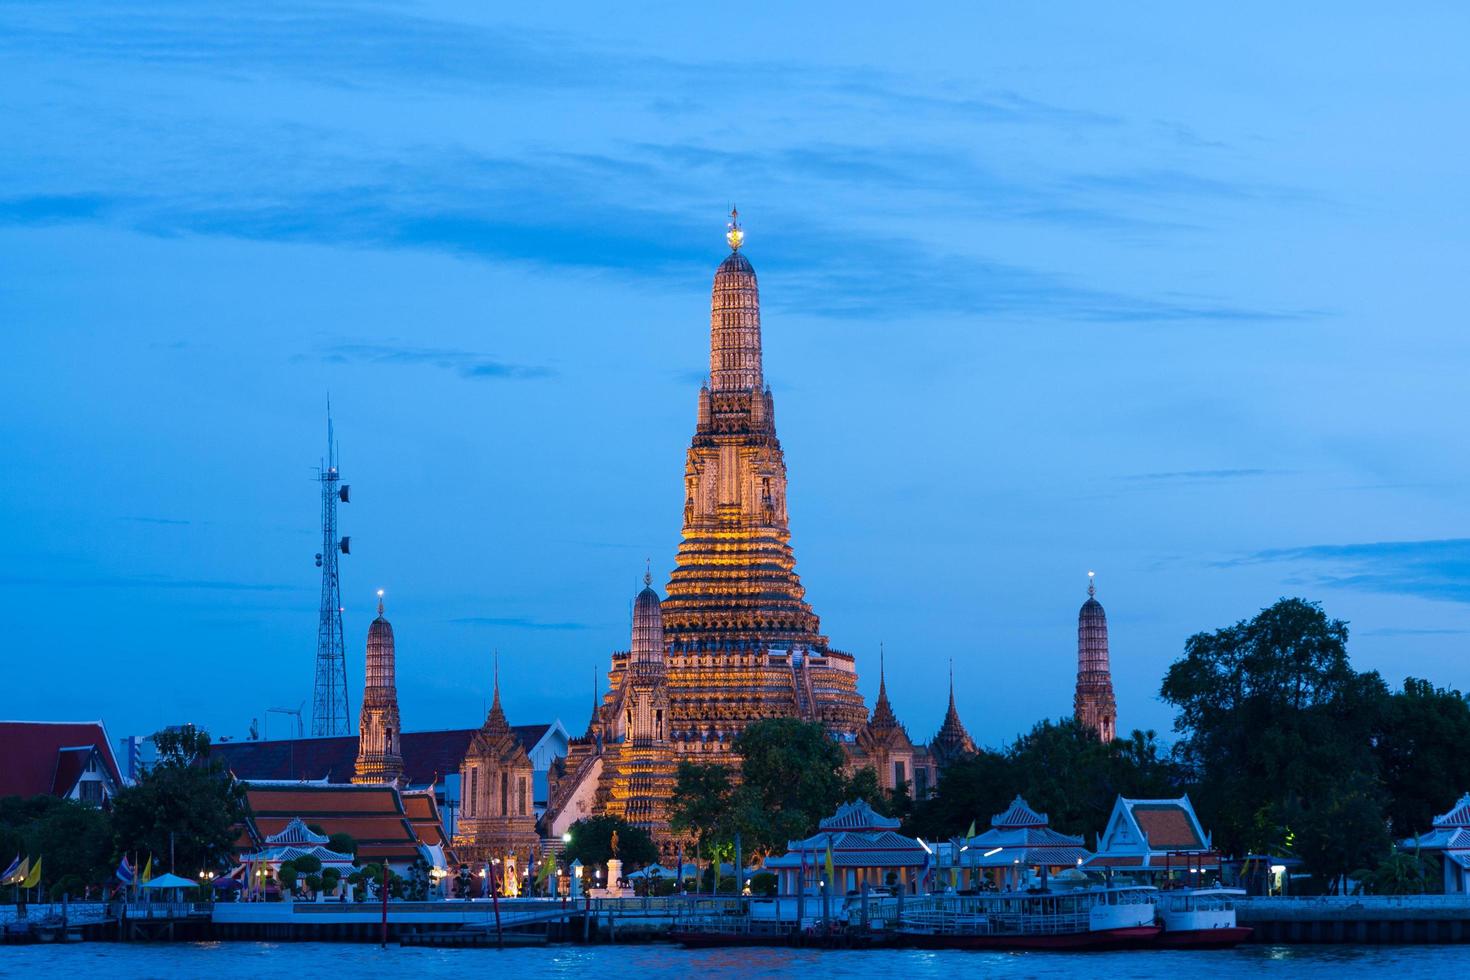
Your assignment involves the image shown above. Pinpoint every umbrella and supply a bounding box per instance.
[141,872,199,890]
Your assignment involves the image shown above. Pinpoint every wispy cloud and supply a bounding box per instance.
[452,615,590,631]
[1122,468,1286,482]
[0,572,302,592]
[1226,539,1470,605]
[316,343,553,381]
[1359,626,1469,637]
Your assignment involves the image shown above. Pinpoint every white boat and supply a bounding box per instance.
[893,885,1162,950]
[1153,887,1252,947]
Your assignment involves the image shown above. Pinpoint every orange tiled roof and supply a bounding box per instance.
[1132,804,1204,850]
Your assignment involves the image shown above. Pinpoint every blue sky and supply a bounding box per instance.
[2,2,1467,748]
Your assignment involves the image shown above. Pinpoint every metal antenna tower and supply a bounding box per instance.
[311,405,353,736]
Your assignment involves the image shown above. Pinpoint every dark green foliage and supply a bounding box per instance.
[1160,598,1390,876]
[561,816,658,869]
[327,832,358,858]
[904,721,1177,844]
[276,860,298,891]
[49,874,86,901]
[0,796,115,892]
[1353,849,1441,895]
[748,870,778,897]
[111,725,250,876]
[1376,678,1470,837]
[293,853,322,875]
[407,855,431,900]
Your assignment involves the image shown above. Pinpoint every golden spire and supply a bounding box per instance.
[376,588,385,616]
[1088,570,1096,598]
[725,205,744,251]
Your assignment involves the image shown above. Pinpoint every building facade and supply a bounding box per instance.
[452,670,541,868]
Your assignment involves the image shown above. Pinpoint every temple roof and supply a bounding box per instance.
[0,720,123,798]
[819,799,901,833]
[214,725,554,786]
[931,661,976,761]
[992,795,1050,829]
[1434,792,1470,828]
[867,650,899,731]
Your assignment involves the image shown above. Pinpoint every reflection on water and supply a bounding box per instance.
[0,943,1466,979]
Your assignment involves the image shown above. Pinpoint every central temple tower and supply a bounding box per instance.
[546,213,869,850]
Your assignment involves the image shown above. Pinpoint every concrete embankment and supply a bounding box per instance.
[1239,896,1470,943]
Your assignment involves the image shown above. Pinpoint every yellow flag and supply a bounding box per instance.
[965,820,976,841]
[142,855,153,884]
[6,857,28,886]
[20,856,42,889]
[824,843,834,885]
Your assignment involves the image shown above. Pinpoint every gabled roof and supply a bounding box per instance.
[1433,793,1470,829]
[819,799,900,833]
[991,796,1048,829]
[239,781,444,865]
[0,721,123,798]
[1095,795,1211,858]
[265,817,329,846]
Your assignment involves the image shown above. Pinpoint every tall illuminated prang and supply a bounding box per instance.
[546,212,870,852]
[1074,571,1118,742]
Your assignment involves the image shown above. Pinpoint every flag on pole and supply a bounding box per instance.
[0,856,18,884]
[115,855,135,885]
[142,855,153,884]
[823,841,834,886]
[20,856,42,889]
[3,857,26,886]
[965,819,976,841]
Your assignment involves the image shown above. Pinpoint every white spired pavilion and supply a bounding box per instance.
[1402,793,1470,893]
[764,800,929,895]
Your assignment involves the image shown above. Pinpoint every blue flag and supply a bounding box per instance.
[115,855,135,885]
[0,855,18,883]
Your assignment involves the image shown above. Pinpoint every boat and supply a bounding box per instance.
[894,885,1163,950]
[1153,887,1253,948]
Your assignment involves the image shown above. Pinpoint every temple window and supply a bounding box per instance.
[500,771,509,816]
[518,776,528,815]
[468,767,479,817]
[655,709,664,740]
[893,760,906,789]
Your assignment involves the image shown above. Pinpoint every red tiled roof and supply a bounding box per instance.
[214,725,553,785]
[0,721,122,798]
[1132,804,1204,849]
[239,782,449,865]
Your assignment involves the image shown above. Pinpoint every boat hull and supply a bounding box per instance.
[902,925,1163,951]
[1157,926,1253,948]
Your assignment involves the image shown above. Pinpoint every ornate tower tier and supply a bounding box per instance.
[353,591,404,784]
[1074,572,1118,742]
[930,661,978,768]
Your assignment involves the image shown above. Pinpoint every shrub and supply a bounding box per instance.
[748,871,778,897]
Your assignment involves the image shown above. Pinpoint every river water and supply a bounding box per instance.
[1,943,1467,978]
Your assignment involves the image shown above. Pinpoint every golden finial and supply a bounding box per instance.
[644,557,652,588]
[725,206,744,251]
[376,588,385,616]
[1088,570,1096,598]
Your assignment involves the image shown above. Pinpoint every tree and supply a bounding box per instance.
[562,816,658,870]
[670,761,739,860]
[903,721,1180,844]
[0,796,115,893]
[111,724,251,876]
[1161,598,1390,874]
[1353,849,1440,895]
[327,832,358,858]
[1376,677,1470,837]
